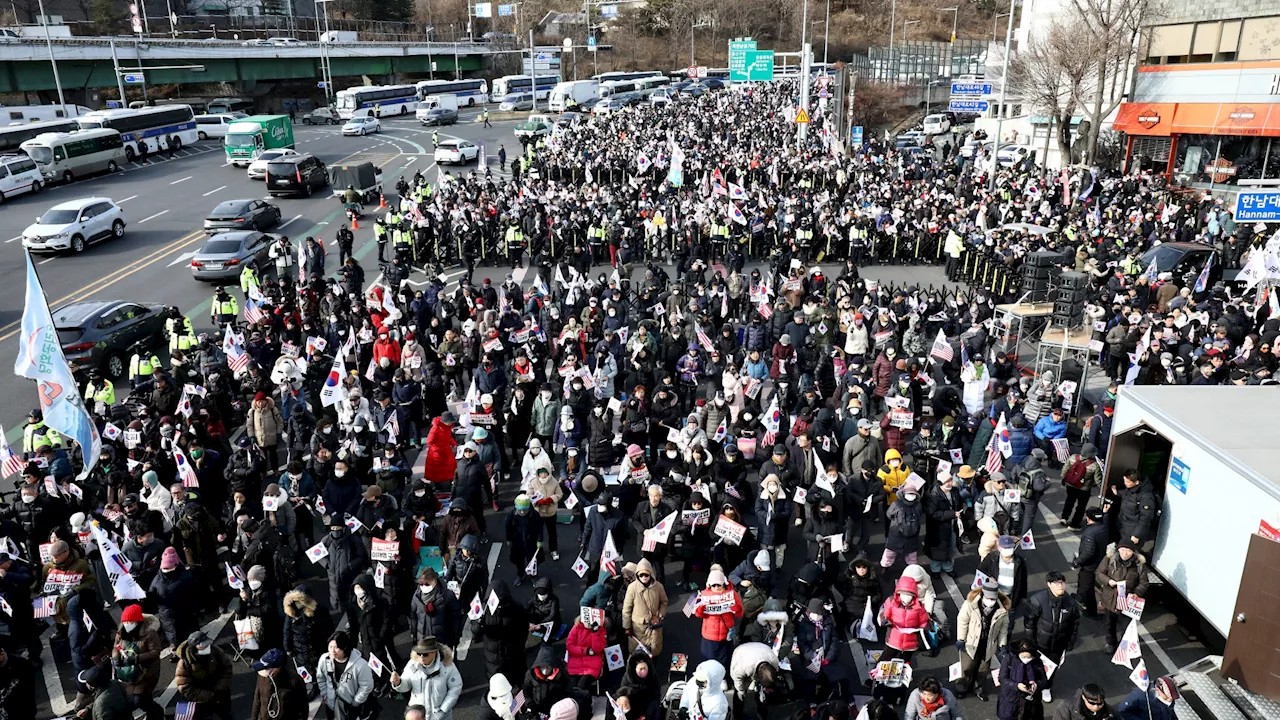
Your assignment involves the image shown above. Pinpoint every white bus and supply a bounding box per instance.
[414,79,490,107]
[75,105,199,161]
[600,79,646,98]
[0,118,81,154]
[1,104,93,125]
[335,84,420,119]
[491,74,561,102]
[20,128,126,184]
[636,76,671,91]
[591,71,664,83]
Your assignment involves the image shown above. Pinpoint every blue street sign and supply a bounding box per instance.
[850,125,864,148]
[950,82,993,96]
[948,98,989,113]
[1235,191,1280,222]
[317,81,327,89]
[587,36,597,51]
[498,3,514,16]
[123,73,145,84]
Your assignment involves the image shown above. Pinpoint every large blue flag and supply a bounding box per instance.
[13,252,100,479]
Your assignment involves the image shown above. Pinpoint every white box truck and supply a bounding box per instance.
[1106,386,1280,641]
[415,94,458,122]
[548,80,600,112]
[320,30,358,42]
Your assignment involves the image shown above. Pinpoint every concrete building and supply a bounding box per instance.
[1114,0,1280,190]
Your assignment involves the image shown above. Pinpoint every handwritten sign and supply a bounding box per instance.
[371,538,399,562]
[714,516,747,545]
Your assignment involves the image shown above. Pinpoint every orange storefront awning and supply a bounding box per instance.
[1116,102,1280,137]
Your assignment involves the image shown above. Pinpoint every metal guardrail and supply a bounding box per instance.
[0,36,492,51]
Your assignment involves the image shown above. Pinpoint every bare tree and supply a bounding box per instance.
[1009,18,1094,164]
[1068,0,1164,162]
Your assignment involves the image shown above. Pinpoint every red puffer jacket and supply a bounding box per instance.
[565,620,606,677]
[880,576,931,651]
[694,589,744,642]
[422,417,458,483]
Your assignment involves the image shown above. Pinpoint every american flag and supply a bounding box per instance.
[757,302,773,319]
[297,240,306,284]
[695,324,715,352]
[176,702,197,720]
[244,299,266,325]
[510,690,526,715]
[724,483,742,501]
[985,413,1010,474]
[960,342,972,373]
[712,181,727,196]
[174,447,200,488]
[929,330,954,362]
[0,426,24,478]
[761,396,781,445]
[601,530,620,576]
[1051,437,1071,463]
[222,326,250,372]
[381,412,399,440]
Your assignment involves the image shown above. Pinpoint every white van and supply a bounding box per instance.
[20,129,126,184]
[0,153,44,200]
[194,114,243,140]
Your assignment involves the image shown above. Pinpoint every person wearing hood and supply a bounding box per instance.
[876,448,911,529]
[521,438,555,488]
[236,565,283,654]
[451,442,492,531]
[352,573,400,693]
[110,604,164,720]
[248,392,284,473]
[837,554,883,624]
[445,534,488,614]
[422,413,459,485]
[149,546,197,655]
[996,638,1048,720]
[478,580,527,685]
[316,631,374,720]
[797,596,848,702]
[1053,683,1114,720]
[175,630,232,719]
[250,649,308,720]
[283,585,335,692]
[411,567,461,648]
[879,575,931,662]
[754,474,792,567]
[527,465,564,561]
[622,558,668,655]
[620,651,661,720]
[728,549,774,621]
[390,638,462,720]
[955,577,1011,700]
[924,471,965,573]
[481,673,517,720]
[320,515,370,623]
[694,564,744,667]
[523,644,573,717]
[1116,675,1178,720]
[679,660,729,720]
[505,494,543,586]
[881,476,925,569]
[525,576,561,642]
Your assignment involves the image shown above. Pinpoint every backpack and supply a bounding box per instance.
[1062,458,1094,489]
[895,503,922,538]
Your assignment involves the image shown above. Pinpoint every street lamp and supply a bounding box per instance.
[314,0,335,107]
[992,11,1010,45]
[989,0,1015,192]
[35,0,67,116]
[690,19,710,67]
[563,36,576,82]
[938,6,957,43]
[901,19,918,83]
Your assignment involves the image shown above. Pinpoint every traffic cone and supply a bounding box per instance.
[379,193,388,210]
[351,215,359,230]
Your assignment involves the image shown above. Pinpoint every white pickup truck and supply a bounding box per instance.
[514,114,553,140]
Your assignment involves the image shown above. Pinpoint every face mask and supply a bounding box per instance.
[248,579,263,591]
[414,490,426,498]
[124,622,138,632]
[598,504,609,512]
[197,647,212,656]
[323,427,333,435]
[537,591,550,599]
[334,470,345,478]
[889,459,901,468]
[541,392,552,400]
[1020,656,1033,665]
[1000,548,1014,559]
[903,493,918,502]
[21,495,34,504]
[766,484,779,494]
[354,586,366,598]
[827,473,838,482]
[981,597,997,607]
[666,450,678,459]
[330,529,344,539]
[898,593,913,603]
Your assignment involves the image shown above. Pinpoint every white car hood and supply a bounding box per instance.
[24,221,73,238]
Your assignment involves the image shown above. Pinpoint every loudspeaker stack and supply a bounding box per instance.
[1052,270,1089,328]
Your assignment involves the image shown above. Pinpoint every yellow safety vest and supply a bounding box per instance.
[129,353,159,380]
[214,297,239,316]
[85,379,116,407]
[166,317,196,351]
[239,266,258,294]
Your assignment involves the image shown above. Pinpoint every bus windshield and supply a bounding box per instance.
[24,146,53,164]
[336,95,356,109]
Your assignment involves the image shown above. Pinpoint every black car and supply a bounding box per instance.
[266,153,329,198]
[1138,241,1236,285]
[54,300,168,380]
[696,78,726,91]
[419,107,459,126]
[204,198,282,234]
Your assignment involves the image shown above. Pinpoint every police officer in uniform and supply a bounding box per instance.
[166,307,196,354]
[211,286,240,328]
[336,222,355,266]
[374,216,389,263]
[83,368,116,416]
[128,341,162,389]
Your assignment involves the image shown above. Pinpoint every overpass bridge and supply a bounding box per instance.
[0,37,498,94]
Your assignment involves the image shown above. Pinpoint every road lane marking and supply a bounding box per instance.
[0,228,205,342]
[40,635,75,715]
[170,176,192,185]
[278,214,304,230]
[117,195,138,203]
[38,257,55,265]
[203,185,227,196]
[167,249,202,268]
[456,541,503,661]
[5,236,19,243]
[138,210,170,223]
[405,157,417,165]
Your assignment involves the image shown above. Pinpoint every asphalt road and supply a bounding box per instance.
[0,109,519,449]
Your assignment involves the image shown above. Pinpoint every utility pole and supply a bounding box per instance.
[988,0,1015,192]
[529,29,537,112]
[109,37,127,106]
[798,0,810,148]
[938,6,957,76]
[35,0,67,115]
[887,0,895,83]
[822,0,830,66]
[315,0,334,106]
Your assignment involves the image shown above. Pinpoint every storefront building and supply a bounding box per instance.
[1115,9,1280,191]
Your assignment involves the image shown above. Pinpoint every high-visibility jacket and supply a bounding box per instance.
[166,317,196,351]
[129,353,160,381]
[796,228,813,243]
[239,266,258,294]
[375,223,388,242]
[85,379,116,407]
[213,295,239,318]
[505,225,524,249]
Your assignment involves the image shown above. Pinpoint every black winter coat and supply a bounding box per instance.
[1023,589,1081,657]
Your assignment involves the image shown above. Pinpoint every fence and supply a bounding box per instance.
[849,38,989,92]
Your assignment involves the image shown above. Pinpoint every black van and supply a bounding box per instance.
[266,153,329,197]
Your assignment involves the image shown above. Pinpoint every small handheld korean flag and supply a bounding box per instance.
[366,653,384,677]
[468,593,484,620]
[572,556,589,578]
[1019,530,1036,550]
[102,423,122,441]
[305,542,329,564]
[225,562,244,590]
[525,554,538,577]
[601,531,620,576]
[174,447,200,488]
[0,596,10,616]
[1129,659,1149,689]
[297,666,313,683]
[486,588,500,615]
[605,644,625,671]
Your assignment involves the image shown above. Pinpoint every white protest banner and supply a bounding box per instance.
[714,516,747,546]
[370,538,399,562]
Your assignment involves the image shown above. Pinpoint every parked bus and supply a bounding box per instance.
[491,74,562,102]
[335,85,420,119]
[1,104,93,125]
[0,118,81,154]
[75,105,198,161]
[636,76,671,91]
[591,71,664,83]
[600,79,646,98]
[414,79,490,107]
[20,128,126,184]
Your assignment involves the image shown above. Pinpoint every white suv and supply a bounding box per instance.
[0,153,44,202]
[22,197,126,254]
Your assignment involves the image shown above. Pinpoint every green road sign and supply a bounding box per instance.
[728,39,758,82]
[744,50,775,82]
